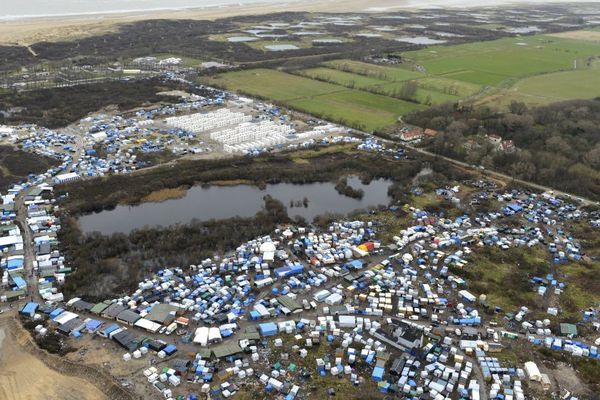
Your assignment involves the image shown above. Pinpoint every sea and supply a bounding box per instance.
[2,0,595,21]
[0,0,285,21]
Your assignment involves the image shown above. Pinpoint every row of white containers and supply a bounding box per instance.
[212,121,292,145]
[218,121,293,153]
[166,109,251,132]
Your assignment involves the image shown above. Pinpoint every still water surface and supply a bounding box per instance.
[78,177,392,235]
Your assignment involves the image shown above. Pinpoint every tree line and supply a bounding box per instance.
[405,99,600,201]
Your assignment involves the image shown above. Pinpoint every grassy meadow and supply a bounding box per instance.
[203,33,600,130]
[203,69,422,131]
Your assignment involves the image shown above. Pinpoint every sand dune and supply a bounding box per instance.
[0,317,107,400]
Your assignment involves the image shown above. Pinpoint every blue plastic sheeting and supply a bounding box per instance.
[49,308,65,319]
[164,344,178,355]
[372,366,384,381]
[13,276,27,289]
[347,260,363,269]
[86,319,103,332]
[101,323,120,336]
[20,302,38,317]
[7,259,23,269]
[258,322,277,337]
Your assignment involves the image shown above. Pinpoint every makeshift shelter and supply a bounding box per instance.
[20,302,38,318]
[259,322,278,337]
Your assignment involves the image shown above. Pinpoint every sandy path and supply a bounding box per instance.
[0,318,107,400]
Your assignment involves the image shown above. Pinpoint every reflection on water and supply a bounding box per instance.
[78,177,392,235]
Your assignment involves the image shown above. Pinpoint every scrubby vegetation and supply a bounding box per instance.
[334,177,364,199]
[0,145,60,190]
[20,316,75,356]
[60,195,290,299]
[0,78,196,128]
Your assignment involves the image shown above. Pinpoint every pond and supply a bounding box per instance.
[78,177,393,235]
[265,44,300,51]
[227,36,258,43]
[395,36,447,45]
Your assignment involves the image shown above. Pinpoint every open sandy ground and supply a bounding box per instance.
[0,315,107,400]
[547,30,600,41]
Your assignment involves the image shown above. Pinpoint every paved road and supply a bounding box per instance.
[404,143,597,206]
[350,128,598,207]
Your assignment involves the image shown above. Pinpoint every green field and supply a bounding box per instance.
[514,69,600,101]
[298,67,390,89]
[204,33,600,129]
[204,69,421,131]
[403,35,600,86]
[303,60,479,103]
[323,59,424,81]
[314,60,483,104]
[205,69,345,101]
[288,89,420,129]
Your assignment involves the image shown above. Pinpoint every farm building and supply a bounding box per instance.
[399,129,423,142]
[374,320,423,351]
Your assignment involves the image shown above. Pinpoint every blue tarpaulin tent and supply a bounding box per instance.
[86,319,103,332]
[20,302,38,317]
[372,366,384,381]
[49,308,65,319]
[164,344,178,355]
[13,276,27,289]
[258,322,277,337]
[7,259,23,269]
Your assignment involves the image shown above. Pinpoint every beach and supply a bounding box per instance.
[0,0,594,45]
[0,0,405,45]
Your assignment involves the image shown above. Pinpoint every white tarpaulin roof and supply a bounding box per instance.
[53,311,79,325]
[134,318,162,333]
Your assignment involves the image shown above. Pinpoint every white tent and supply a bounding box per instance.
[325,293,343,306]
[53,311,79,325]
[193,327,209,346]
[524,361,542,382]
[338,315,356,328]
[208,327,222,344]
